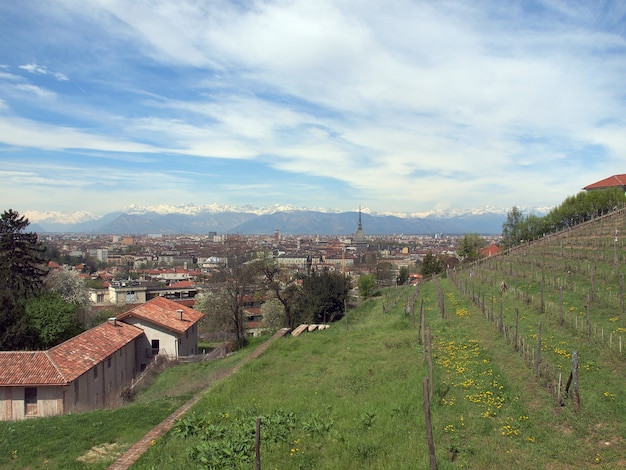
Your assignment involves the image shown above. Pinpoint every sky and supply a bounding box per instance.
[1,0,626,221]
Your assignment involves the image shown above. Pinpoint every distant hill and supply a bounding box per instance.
[33,209,506,235]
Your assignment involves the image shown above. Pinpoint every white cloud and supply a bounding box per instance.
[14,84,56,99]
[18,63,68,81]
[0,117,159,153]
[2,0,626,215]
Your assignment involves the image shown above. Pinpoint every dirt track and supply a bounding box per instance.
[107,328,290,470]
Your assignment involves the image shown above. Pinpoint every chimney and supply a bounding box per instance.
[176,309,183,320]
[108,317,117,326]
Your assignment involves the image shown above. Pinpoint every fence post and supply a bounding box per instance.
[427,327,434,400]
[536,323,542,377]
[423,377,438,470]
[255,416,261,470]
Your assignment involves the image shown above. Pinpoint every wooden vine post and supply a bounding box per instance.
[420,300,426,364]
[559,286,564,326]
[565,350,580,410]
[535,322,542,377]
[586,296,591,340]
[427,327,434,400]
[423,377,438,470]
[514,308,519,352]
[255,416,261,470]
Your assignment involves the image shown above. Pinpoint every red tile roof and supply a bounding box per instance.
[481,244,502,257]
[168,280,194,288]
[583,174,626,190]
[0,321,145,386]
[0,351,67,386]
[116,296,204,335]
[47,321,144,382]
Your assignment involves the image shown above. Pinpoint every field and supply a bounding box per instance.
[2,212,626,468]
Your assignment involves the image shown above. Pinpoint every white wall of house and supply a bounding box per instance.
[108,286,148,305]
[178,323,199,356]
[124,319,180,360]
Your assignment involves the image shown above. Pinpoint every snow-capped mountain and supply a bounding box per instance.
[122,203,345,216]
[24,210,101,225]
[23,203,515,235]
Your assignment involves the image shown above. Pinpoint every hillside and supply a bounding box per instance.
[1,210,625,468]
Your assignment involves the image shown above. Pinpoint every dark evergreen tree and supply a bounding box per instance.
[0,209,48,300]
[457,233,487,261]
[420,251,444,277]
[397,266,410,286]
[299,269,349,324]
[0,209,48,349]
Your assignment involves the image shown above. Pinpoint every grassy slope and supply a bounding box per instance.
[0,340,263,469]
[134,274,626,469]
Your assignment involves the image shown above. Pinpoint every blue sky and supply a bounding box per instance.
[1,0,626,221]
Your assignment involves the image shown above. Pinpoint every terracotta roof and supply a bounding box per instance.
[583,174,626,190]
[48,321,144,382]
[117,296,204,335]
[0,351,67,386]
[168,280,194,288]
[480,244,502,257]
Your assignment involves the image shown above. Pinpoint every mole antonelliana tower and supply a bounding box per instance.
[354,206,367,250]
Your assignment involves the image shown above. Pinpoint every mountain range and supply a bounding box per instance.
[27,205,516,235]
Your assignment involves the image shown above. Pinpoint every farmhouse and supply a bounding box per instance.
[117,296,204,367]
[583,174,626,191]
[0,297,203,421]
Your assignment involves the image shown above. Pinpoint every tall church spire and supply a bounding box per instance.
[354,205,366,250]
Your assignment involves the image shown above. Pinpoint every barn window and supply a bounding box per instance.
[107,356,111,368]
[24,388,37,415]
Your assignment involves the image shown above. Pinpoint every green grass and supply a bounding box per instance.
[2,282,625,468]
[0,340,265,469]
[0,399,181,469]
[132,279,626,469]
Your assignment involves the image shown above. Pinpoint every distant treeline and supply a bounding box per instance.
[502,188,626,249]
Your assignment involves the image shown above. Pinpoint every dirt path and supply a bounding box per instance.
[107,328,290,470]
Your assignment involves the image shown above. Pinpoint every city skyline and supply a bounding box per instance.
[1,1,625,220]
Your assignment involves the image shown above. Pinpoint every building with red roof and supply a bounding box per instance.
[583,174,626,191]
[0,297,203,421]
[117,296,204,360]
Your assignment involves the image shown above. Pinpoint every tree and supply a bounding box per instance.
[45,269,92,327]
[0,209,48,301]
[397,266,409,286]
[376,261,395,286]
[261,260,300,329]
[200,237,264,348]
[0,209,48,349]
[501,206,525,249]
[194,289,233,341]
[45,269,90,307]
[24,291,83,349]
[298,269,349,324]
[357,273,377,299]
[261,298,287,331]
[457,233,487,261]
[420,251,443,277]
